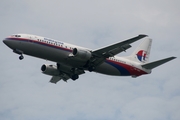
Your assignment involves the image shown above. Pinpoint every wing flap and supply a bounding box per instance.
[102,44,131,57]
[50,74,70,83]
[142,57,176,69]
[50,76,62,84]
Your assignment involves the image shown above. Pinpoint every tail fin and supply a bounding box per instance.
[128,37,152,63]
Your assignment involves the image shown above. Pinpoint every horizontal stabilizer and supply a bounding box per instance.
[142,57,176,69]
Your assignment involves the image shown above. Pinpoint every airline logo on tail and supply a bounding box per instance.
[136,50,147,62]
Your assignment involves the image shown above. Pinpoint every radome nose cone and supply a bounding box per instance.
[3,39,10,46]
[3,39,7,44]
[3,40,6,44]
[3,39,11,47]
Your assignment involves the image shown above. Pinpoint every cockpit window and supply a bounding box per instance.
[12,35,21,37]
[15,35,21,37]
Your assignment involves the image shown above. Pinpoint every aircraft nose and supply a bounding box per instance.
[3,38,13,48]
[3,39,9,45]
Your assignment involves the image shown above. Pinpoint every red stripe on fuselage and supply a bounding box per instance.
[5,37,72,52]
[106,59,148,76]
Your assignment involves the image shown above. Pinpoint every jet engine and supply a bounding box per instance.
[41,64,59,76]
[72,48,92,61]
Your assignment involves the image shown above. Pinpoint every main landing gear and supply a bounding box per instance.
[71,68,79,81]
[88,66,95,72]
[57,63,79,81]
[84,61,95,72]
[71,74,79,81]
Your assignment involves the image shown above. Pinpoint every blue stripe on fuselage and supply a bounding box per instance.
[5,38,72,52]
[105,60,130,76]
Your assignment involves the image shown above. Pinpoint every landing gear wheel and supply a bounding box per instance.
[57,63,60,70]
[71,74,79,81]
[88,66,95,72]
[19,55,24,60]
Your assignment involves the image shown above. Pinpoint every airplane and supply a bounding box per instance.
[3,34,176,83]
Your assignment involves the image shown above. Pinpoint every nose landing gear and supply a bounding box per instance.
[13,49,24,60]
[19,55,24,60]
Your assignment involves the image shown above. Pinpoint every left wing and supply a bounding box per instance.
[49,67,85,84]
[50,74,69,84]
[50,76,62,84]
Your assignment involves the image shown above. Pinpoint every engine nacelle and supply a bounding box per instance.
[72,48,92,61]
[41,64,59,76]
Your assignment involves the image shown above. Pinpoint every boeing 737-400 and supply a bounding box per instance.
[3,34,176,83]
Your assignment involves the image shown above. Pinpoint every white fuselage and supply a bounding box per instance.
[3,34,151,77]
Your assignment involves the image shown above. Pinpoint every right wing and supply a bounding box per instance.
[90,34,148,66]
[92,34,148,58]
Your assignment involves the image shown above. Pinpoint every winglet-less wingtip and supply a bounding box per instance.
[138,34,148,38]
[172,56,177,59]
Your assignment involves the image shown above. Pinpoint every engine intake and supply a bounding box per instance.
[41,64,59,76]
[72,48,92,61]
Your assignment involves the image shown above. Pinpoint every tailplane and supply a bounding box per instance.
[141,57,176,69]
[128,37,152,63]
[126,37,176,70]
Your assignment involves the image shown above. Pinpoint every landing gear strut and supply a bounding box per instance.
[13,49,24,60]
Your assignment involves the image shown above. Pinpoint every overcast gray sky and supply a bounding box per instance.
[0,0,180,120]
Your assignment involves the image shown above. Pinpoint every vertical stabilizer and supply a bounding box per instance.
[129,38,152,63]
